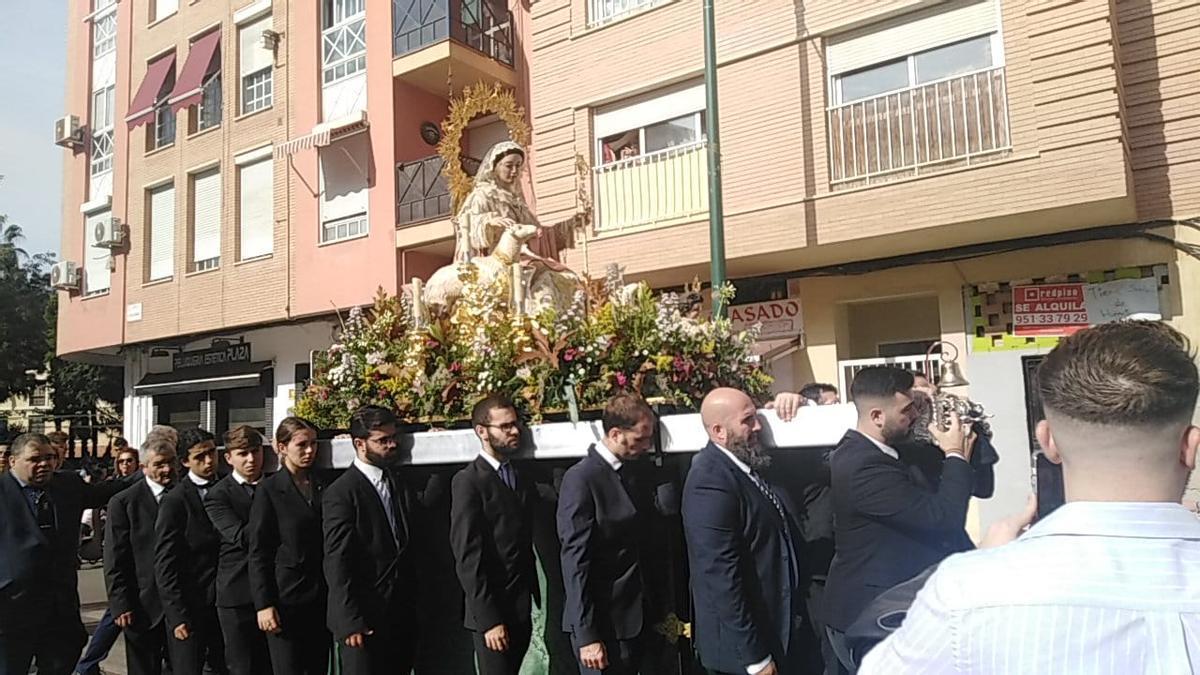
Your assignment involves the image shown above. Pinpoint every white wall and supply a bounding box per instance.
[965,348,1053,531]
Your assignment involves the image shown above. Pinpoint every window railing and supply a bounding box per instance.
[323,15,367,85]
[392,0,513,66]
[592,140,708,233]
[91,129,113,176]
[93,11,117,58]
[152,105,176,149]
[587,0,665,27]
[197,75,222,131]
[396,154,481,226]
[827,66,1010,185]
[837,354,940,398]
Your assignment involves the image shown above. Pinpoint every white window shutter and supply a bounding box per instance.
[239,158,273,259]
[155,0,178,20]
[149,184,175,281]
[192,169,221,263]
[826,0,998,76]
[84,211,112,294]
[319,133,369,223]
[240,15,273,78]
[593,81,706,139]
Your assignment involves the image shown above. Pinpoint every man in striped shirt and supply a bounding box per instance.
[862,320,1200,674]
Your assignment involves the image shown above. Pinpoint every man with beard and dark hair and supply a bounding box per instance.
[449,395,537,675]
[682,388,820,675]
[822,367,973,671]
[324,405,420,675]
[557,392,664,674]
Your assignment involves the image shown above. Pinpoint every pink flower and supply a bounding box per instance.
[615,372,628,387]
[563,348,579,362]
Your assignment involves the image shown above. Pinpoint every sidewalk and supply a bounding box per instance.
[79,564,126,675]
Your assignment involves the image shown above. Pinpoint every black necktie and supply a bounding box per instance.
[243,482,256,498]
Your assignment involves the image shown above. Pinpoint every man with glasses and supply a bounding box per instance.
[324,406,420,675]
[450,395,537,675]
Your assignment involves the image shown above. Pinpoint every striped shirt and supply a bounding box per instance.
[860,501,1200,674]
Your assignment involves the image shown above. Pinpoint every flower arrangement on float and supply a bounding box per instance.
[294,266,772,431]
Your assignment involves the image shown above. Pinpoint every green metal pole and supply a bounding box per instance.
[702,0,727,318]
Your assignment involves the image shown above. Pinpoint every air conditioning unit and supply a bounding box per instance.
[91,216,125,249]
[54,115,84,149]
[50,261,80,291]
[259,29,280,51]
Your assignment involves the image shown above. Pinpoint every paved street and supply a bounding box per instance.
[79,563,126,675]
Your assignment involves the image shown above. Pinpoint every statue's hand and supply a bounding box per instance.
[493,216,517,230]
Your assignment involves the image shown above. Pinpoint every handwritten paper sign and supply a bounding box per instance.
[1013,278,1161,336]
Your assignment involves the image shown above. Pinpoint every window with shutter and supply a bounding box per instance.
[148,183,175,281]
[191,168,221,271]
[239,158,273,260]
[240,15,274,114]
[318,134,369,244]
[84,211,112,296]
[153,0,178,22]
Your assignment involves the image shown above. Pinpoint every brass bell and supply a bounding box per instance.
[926,341,970,388]
[937,360,970,388]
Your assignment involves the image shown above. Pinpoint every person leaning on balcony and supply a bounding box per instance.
[454,140,576,269]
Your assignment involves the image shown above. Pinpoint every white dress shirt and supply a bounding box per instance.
[861,501,1200,674]
[859,429,966,462]
[353,458,398,535]
[593,442,623,471]
[478,450,503,472]
[146,476,167,503]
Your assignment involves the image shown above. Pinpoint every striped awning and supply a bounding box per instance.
[275,111,369,159]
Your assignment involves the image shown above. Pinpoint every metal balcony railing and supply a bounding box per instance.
[396,154,482,226]
[827,66,1011,185]
[392,0,513,66]
[837,354,941,398]
[592,141,709,233]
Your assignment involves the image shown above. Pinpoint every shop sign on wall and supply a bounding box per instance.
[173,342,253,372]
[1012,278,1161,336]
[730,298,803,340]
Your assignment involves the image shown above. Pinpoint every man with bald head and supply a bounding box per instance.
[682,388,820,675]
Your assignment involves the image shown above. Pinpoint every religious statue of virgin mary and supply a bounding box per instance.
[451,140,580,310]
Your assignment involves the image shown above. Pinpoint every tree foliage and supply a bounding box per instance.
[0,218,52,401]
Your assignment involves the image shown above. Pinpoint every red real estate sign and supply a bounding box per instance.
[1012,283,1089,336]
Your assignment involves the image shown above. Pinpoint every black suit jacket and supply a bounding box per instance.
[248,468,328,610]
[104,479,165,629]
[323,463,418,641]
[556,445,657,645]
[823,430,973,631]
[204,476,256,608]
[155,478,221,629]
[449,456,537,631]
[682,443,805,673]
[0,471,128,633]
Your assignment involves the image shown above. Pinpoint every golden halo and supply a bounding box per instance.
[438,82,532,211]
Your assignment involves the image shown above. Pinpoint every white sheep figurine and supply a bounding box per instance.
[422,222,540,316]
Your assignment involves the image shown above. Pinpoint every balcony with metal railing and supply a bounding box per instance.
[396,154,482,226]
[592,141,709,234]
[827,66,1011,187]
[391,0,516,95]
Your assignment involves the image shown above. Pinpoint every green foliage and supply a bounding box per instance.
[0,219,51,401]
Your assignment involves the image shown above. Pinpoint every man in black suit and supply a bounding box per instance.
[324,405,420,675]
[557,393,663,675]
[204,426,270,675]
[155,427,228,675]
[822,366,972,668]
[105,437,178,675]
[450,395,538,675]
[0,433,132,675]
[682,388,820,675]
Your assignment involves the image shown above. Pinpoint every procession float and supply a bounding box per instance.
[294,84,856,466]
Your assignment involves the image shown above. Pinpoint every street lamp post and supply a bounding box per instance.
[702,0,727,318]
